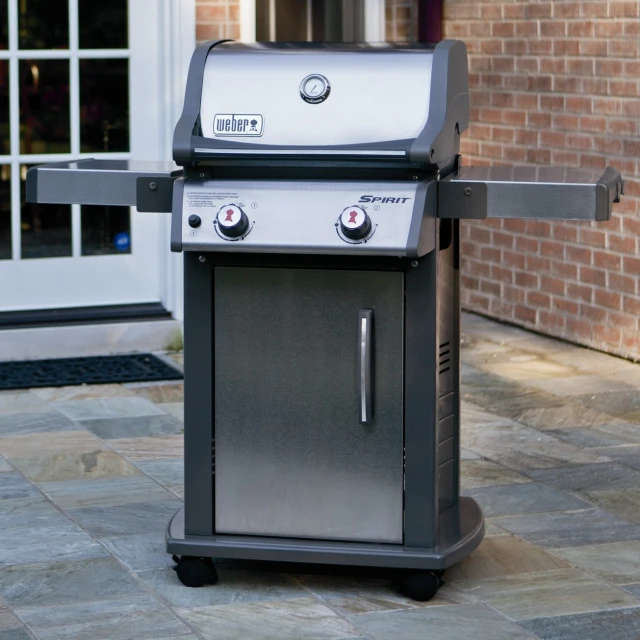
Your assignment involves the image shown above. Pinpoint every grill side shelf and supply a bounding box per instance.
[438,165,623,221]
[26,159,181,212]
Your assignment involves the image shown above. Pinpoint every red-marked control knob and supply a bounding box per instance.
[216,205,249,238]
[340,206,371,240]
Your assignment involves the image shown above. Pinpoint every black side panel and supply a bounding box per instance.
[436,219,461,513]
[183,253,215,536]
[404,249,439,548]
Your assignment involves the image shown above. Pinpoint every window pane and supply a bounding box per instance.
[80,59,129,153]
[20,164,71,259]
[0,165,10,260]
[0,1,8,49]
[79,0,128,49]
[19,0,69,49]
[0,60,8,154]
[81,205,131,256]
[19,59,70,154]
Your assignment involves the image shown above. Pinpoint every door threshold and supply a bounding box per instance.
[0,316,182,362]
[0,303,171,330]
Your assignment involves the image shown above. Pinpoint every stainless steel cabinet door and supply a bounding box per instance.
[214,267,404,543]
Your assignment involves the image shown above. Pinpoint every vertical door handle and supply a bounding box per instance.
[358,309,374,424]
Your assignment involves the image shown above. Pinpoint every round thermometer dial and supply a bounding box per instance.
[300,74,330,104]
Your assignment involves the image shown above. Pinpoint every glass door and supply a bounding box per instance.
[0,0,166,312]
[256,0,364,42]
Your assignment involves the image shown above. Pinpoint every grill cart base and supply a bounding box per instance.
[167,498,484,599]
[166,498,484,570]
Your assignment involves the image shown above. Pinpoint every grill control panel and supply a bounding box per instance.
[180,179,427,256]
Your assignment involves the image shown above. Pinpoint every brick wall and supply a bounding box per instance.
[196,0,240,41]
[443,0,640,360]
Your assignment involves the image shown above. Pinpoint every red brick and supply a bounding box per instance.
[554,298,579,315]
[581,303,607,323]
[526,255,551,272]
[513,271,539,291]
[516,236,539,253]
[566,317,593,340]
[608,272,637,294]
[527,3,553,18]
[553,224,578,243]
[611,312,639,334]
[514,304,537,324]
[541,276,566,296]
[593,324,621,345]
[609,233,637,254]
[567,283,594,303]
[593,251,622,270]
[481,280,502,297]
[527,291,551,308]
[580,266,607,287]
[595,289,621,310]
[623,296,640,315]
[579,228,607,247]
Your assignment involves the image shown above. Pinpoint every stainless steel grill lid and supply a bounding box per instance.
[173,40,470,168]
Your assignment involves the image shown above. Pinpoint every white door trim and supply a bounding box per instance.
[364,0,386,42]
[157,0,196,321]
[240,0,257,42]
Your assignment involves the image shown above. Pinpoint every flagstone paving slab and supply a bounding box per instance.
[16,595,190,640]
[0,507,108,566]
[555,541,640,585]
[108,435,184,460]
[8,449,139,483]
[444,535,569,583]
[136,458,184,488]
[518,607,640,640]
[139,566,307,609]
[126,382,184,404]
[179,598,362,640]
[346,603,538,640]
[0,411,77,436]
[455,568,639,620]
[0,391,52,415]
[53,397,166,421]
[462,421,608,470]
[467,482,591,517]
[0,557,142,607]
[460,459,532,489]
[100,530,169,572]
[492,509,640,548]
[0,454,13,472]
[32,384,137,402]
[67,499,183,537]
[516,404,623,431]
[529,463,640,493]
[79,414,183,440]
[593,445,640,470]
[38,475,176,509]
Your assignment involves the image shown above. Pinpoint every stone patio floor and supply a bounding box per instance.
[2,312,640,639]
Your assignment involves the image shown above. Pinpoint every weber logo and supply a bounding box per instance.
[214,114,264,137]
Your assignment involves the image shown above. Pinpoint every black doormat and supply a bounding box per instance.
[0,353,183,390]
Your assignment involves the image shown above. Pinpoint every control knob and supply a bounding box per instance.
[340,206,371,240]
[216,205,249,238]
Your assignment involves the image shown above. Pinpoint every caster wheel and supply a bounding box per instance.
[173,556,218,588]
[400,571,441,602]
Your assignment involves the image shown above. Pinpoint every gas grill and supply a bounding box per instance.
[28,39,623,601]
